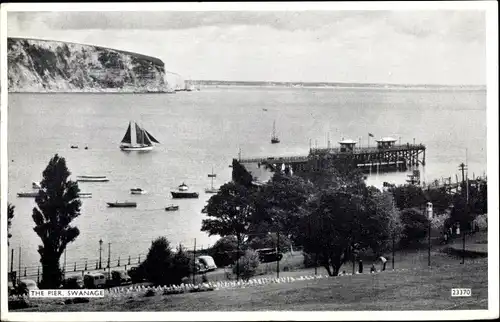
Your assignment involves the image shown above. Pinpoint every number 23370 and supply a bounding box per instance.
[451,288,471,297]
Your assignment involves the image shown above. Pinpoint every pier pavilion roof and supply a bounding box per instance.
[339,139,357,144]
[376,137,397,142]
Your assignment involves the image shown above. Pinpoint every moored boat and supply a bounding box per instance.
[271,120,280,144]
[107,201,137,208]
[165,204,179,211]
[76,176,109,182]
[32,181,41,189]
[17,192,39,198]
[18,191,92,198]
[130,188,147,195]
[204,168,219,194]
[171,183,199,199]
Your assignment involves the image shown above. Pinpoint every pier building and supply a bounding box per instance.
[237,137,426,178]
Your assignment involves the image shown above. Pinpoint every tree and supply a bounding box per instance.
[232,159,254,188]
[390,184,426,211]
[299,189,365,276]
[201,182,256,243]
[232,250,260,281]
[7,203,15,246]
[32,154,81,288]
[140,237,174,286]
[251,172,314,243]
[170,245,193,284]
[363,190,402,254]
[399,208,429,247]
[208,236,239,267]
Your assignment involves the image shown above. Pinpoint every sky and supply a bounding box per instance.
[7,10,487,85]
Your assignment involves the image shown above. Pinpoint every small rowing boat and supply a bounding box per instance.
[130,188,147,195]
[107,201,137,208]
[165,204,179,211]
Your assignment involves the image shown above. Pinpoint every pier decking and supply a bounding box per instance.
[238,138,426,174]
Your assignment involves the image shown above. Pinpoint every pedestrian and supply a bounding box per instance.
[358,259,363,274]
[443,232,448,244]
[370,264,376,273]
[379,256,387,271]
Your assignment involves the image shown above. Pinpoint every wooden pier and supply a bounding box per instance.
[238,137,426,174]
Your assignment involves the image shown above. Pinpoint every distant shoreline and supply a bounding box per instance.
[8,84,486,94]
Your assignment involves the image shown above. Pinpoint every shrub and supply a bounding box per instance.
[399,208,430,247]
[144,289,156,297]
[472,214,487,231]
[209,236,239,267]
[233,250,260,281]
[431,214,448,232]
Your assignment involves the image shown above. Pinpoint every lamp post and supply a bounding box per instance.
[426,202,433,267]
[98,239,103,269]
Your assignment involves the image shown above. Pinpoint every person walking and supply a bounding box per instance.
[358,259,363,274]
[379,256,387,271]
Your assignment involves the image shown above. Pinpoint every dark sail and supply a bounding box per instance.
[121,122,132,144]
[145,130,160,144]
[135,123,144,145]
[143,131,153,146]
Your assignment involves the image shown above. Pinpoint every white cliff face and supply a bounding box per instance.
[7,38,173,93]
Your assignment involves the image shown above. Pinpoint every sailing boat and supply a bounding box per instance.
[120,121,160,151]
[271,121,280,144]
[205,167,219,194]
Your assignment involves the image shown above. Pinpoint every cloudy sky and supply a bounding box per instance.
[7,10,486,85]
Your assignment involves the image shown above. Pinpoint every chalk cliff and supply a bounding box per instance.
[7,37,174,93]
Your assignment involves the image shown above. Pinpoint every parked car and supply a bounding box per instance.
[127,266,146,283]
[255,248,283,263]
[197,256,217,272]
[83,272,107,288]
[62,275,84,289]
[106,270,132,287]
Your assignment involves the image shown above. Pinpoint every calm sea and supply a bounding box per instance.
[7,86,487,272]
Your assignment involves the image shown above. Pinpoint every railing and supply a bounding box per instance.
[310,144,426,155]
[239,156,309,163]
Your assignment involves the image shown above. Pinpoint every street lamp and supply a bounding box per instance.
[426,202,433,267]
[98,239,103,269]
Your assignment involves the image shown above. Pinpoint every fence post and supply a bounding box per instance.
[37,267,40,284]
[118,256,120,267]
[18,247,21,284]
[74,262,77,272]
[84,260,87,271]
[276,231,280,279]
[192,239,197,285]
[138,255,141,264]
[24,267,27,277]
[128,256,131,265]
[10,248,14,273]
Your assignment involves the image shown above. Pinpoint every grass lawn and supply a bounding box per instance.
[17,258,487,312]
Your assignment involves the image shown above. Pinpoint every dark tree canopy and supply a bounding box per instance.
[140,237,193,286]
[32,154,81,288]
[8,203,15,246]
[251,172,314,242]
[201,182,256,240]
[399,208,429,247]
[208,236,239,267]
[232,159,254,188]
